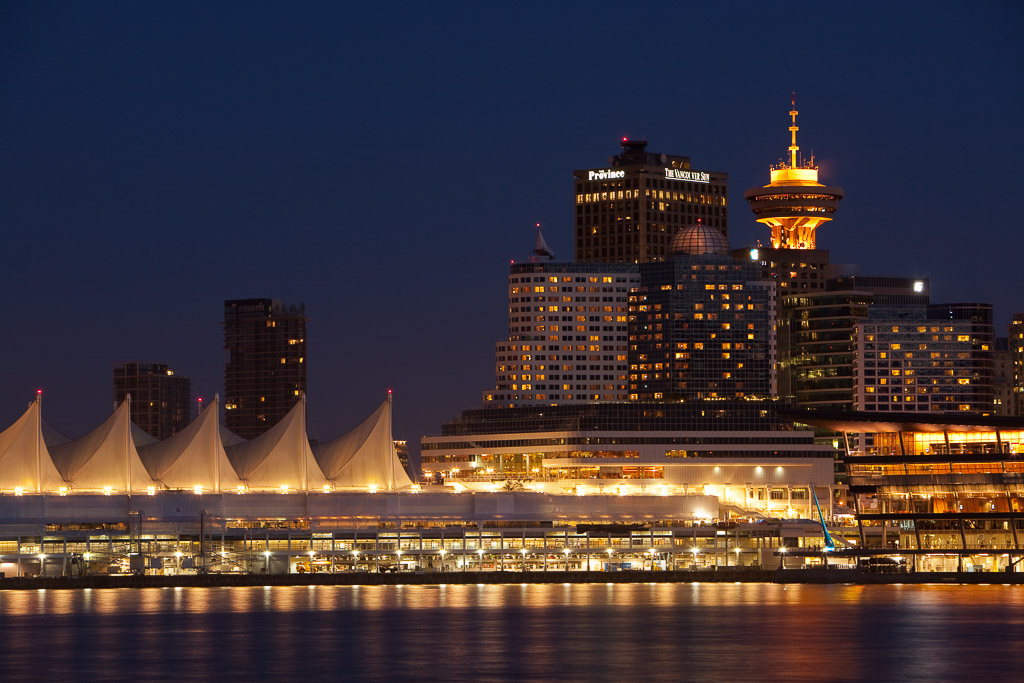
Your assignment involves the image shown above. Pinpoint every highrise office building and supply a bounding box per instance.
[223,298,308,439]
[112,362,191,439]
[574,139,728,263]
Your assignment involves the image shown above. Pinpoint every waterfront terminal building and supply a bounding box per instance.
[0,393,839,577]
[422,401,836,517]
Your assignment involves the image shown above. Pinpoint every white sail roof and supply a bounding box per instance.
[49,399,157,491]
[137,395,241,491]
[312,397,412,490]
[0,397,66,492]
[225,398,326,490]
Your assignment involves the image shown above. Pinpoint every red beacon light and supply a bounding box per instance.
[37,389,43,395]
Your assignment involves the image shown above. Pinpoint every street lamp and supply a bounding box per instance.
[520,548,528,573]
[563,547,571,571]
[648,548,657,571]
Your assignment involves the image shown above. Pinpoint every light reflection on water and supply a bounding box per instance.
[1,583,1022,681]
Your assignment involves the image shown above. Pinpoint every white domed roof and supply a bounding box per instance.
[668,223,731,256]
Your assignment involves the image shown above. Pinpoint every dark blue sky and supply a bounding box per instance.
[2,2,1022,453]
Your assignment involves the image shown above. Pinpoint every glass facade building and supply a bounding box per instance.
[630,254,774,400]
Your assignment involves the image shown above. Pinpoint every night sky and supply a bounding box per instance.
[2,2,1022,459]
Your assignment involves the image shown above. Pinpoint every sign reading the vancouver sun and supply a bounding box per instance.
[664,168,710,183]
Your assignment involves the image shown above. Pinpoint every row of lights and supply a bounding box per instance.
[14,483,394,496]
[32,546,764,567]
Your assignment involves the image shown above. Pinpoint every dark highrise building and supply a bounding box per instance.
[992,337,1012,416]
[574,139,728,263]
[223,298,308,439]
[777,287,872,411]
[1012,314,1024,416]
[112,362,191,439]
[629,224,775,401]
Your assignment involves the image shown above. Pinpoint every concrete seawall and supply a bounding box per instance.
[3,568,1023,590]
[0,569,772,590]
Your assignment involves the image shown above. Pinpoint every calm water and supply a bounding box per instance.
[1,583,1023,681]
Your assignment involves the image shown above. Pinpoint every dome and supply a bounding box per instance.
[668,223,731,256]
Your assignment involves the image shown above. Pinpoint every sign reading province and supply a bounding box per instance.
[588,169,626,180]
[664,168,710,183]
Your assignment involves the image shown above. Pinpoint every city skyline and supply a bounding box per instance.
[2,3,1021,457]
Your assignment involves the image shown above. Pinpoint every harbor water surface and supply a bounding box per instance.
[2,583,1023,681]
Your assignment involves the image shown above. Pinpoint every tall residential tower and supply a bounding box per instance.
[112,361,191,439]
[223,298,308,439]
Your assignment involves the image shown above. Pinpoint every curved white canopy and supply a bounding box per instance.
[225,397,327,490]
[0,397,66,492]
[49,398,157,491]
[312,397,412,490]
[138,395,241,491]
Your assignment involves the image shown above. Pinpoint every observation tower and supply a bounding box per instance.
[744,96,843,250]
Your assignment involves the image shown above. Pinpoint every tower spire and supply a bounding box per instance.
[788,92,799,169]
[744,96,844,250]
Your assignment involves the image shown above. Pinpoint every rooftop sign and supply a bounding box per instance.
[588,169,626,180]
[664,168,710,183]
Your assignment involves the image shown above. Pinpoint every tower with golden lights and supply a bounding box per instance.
[744,97,843,249]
